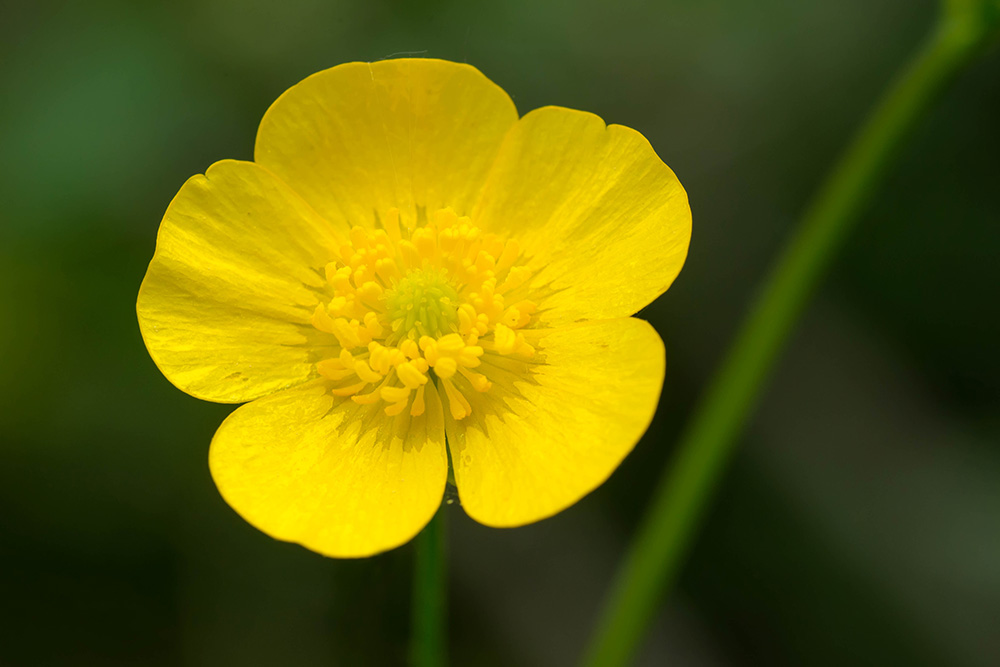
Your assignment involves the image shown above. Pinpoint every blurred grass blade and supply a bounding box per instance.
[583,5,999,666]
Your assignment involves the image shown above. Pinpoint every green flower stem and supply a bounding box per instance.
[584,6,998,667]
[411,506,447,667]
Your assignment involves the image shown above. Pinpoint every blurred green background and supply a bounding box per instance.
[1,0,998,664]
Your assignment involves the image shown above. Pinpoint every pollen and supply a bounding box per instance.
[311,207,537,420]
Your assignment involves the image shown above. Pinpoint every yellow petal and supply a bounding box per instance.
[474,107,691,325]
[448,318,664,527]
[210,380,448,557]
[137,160,342,403]
[255,59,518,229]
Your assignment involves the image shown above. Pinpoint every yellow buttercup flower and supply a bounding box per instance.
[137,59,691,558]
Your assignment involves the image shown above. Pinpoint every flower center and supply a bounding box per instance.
[310,208,537,420]
[384,269,459,339]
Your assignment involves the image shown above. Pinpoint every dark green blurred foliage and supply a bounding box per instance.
[1,0,997,665]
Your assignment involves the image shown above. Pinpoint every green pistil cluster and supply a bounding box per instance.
[385,269,460,339]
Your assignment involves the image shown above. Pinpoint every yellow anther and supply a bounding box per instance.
[498,265,531,294]
[381,386,411,404]
[397,362,428,389]
[433,356,458,379]
[375,258,399,282]
[474,250,495,274]
[354,359,382,384]
[311,304,337,334]
[368,344,391,375]
[438,231,457,254]
[413,228,436,259]
[351,388,382,405]
[363,312,382,336]
[324,261,340,285]
[456,257,475,284]
[471,279,505,322]
[384,400,409,416]
[519,340,536,357]
[331,318,362,349]
[330,266,352,292]
[501,307,522,328]
[354,265,376,287]
[399,240,420,268]
[358,281,383,304]
[494,323,517,354]
[331,381,368,397]
[492,325,534,356]
[338,247,357,267]
[419,336,438,364]
[459,367,492,392]
[457,346,483,367]
[327,296,348,317]
[457,304,476,334]
[355,321,374,347]
[316,358,355,381]
[410,385,426,417]
[511,300,537,327]
[400,338,420,359]
[481,236,502,257]
[441,378,472,420]
[437,333,465,353]
[496,240,520,273]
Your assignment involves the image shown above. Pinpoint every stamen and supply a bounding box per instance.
[310,208,537,419]
[410,385,426,417]
[441,377,472,420]
[331,381,368,397]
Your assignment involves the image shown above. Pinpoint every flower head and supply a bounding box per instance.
[137,59,691,557]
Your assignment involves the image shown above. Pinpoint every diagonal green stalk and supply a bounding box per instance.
[411,506,448,667]
[583,5,999,666]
